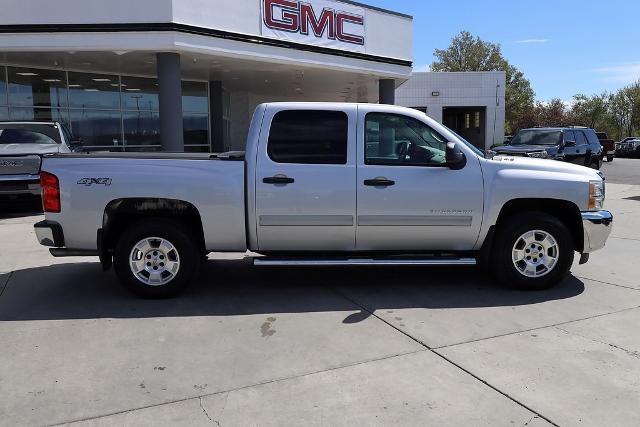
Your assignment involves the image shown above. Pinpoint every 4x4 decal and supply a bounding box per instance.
[77,178,112,187]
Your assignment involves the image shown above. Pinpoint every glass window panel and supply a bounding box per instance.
[7,67,67,107]
[575,131,588,146]
[223,119,231,151]
[182,81,208,113]
[0,128,58,145]
[68,72,120,109]
[121,76,159,111]
[70,110,122,148]
[123,111,160,147]
[183,113,209,147]
[364,113,448,166]
[0,67,7,106]
[563,131,576,143]
[9,107,69,127]
[267,110,348,165]
[222,89,231,118]
[0,107,8,121]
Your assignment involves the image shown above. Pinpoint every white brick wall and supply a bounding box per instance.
[396,72,506,149]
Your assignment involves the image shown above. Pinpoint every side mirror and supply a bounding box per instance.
[446,142,467,170]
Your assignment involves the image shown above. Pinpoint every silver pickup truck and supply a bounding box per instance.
[34,103,613,298]
[0,121,74,196]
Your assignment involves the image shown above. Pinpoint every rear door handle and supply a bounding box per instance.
[263,176,295,185]
[364,178,395,187]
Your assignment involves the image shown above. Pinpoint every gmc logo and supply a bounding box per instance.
[263,0,365,46]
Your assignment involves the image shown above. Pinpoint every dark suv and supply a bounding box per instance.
[493,127,603,169]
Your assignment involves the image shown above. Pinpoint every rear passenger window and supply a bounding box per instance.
[267,110,348,165]
[575,131,588,146]
[563,131,576,143]
[585,131,601,146]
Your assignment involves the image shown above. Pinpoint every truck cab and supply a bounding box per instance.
[246,104,482,253]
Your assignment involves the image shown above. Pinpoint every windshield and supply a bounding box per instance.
[511,130,562,146]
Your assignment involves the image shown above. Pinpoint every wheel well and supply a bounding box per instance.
[495,199,584,252]
[101,198,205,255]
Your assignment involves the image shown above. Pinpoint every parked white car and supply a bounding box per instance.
[0,121,75,196]
[34,103,613,297]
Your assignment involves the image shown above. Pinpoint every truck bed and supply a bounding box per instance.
[40,152,247,252]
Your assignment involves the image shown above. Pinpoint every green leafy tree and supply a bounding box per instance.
[431,31,535,134]
[571,93,608,129]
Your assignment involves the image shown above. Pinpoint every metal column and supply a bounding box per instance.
[157,52,184,151]
[379,79,396,105]
[209,81,225,152]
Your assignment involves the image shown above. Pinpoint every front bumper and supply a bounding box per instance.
[581,211,613,253]
[34,220,65,247]
[0,174,40,196]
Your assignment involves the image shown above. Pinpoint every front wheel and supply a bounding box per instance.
[607,155,614,162]
[493,212,574,290]
[114,220,200,298]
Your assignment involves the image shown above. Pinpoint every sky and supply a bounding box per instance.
[363,0,640,102]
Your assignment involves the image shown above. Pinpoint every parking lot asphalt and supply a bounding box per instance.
[1,163,639,426]
[600,157,640,185]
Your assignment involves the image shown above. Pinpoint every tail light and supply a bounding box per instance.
[40,171,61,213]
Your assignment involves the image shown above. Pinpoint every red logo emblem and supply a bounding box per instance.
[263,0,365,46]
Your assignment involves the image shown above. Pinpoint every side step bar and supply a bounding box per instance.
[50,248,99,257]
[254,258,477,267]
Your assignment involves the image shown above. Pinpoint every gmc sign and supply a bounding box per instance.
[261,0,366,51]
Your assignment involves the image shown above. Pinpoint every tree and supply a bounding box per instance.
[536,99,572,127]
[431,31,535,134]
[571,93,608,129]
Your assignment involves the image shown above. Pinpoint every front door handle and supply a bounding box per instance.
[364,178,395,187]
[263,176,295,185]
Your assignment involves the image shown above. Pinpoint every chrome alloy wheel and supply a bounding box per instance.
[512,230,560,278]
[129,237,180,286]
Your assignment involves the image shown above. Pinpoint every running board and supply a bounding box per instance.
[253,257,477,267]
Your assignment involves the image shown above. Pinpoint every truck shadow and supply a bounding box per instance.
[0,196,42,219]
[0,257,585,322]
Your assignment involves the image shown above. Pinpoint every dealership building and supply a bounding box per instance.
[0,0,504,152]
[397,71,506,149]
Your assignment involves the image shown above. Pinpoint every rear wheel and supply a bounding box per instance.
[494,212,574,290]
[607,155,614,162]
[114,220,200,298]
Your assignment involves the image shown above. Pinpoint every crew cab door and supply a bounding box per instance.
[565,130,592,166]
[254,107,357,251]
[562,130,583,165]
[355,106,484,251]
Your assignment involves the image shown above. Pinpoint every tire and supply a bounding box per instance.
[493,212,574,291]
[607,155,614,162]
[113,219,201,298]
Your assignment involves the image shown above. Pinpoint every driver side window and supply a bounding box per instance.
[365,113,448,166]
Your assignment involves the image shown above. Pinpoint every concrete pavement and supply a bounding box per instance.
[0,177,639,426]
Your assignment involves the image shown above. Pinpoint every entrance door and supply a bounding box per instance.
[443,107,486,150]
[255,108,357,251]
[356,106,484,251]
